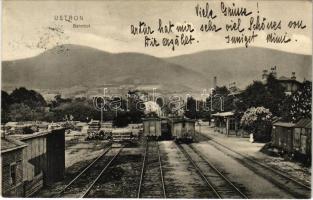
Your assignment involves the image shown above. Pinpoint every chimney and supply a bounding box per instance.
[271,66,277,78]
[262,69,268,80]
[213,76,217,88]
[291,72,296,80]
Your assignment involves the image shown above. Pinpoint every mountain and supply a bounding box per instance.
[2,44,210,93]
[2,45,311,95]
[166,47,312,89]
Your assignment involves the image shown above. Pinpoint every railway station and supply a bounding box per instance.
[2,113,310,199]
[1,69,312,199]
[1,1,312,198]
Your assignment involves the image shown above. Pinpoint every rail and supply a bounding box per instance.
[137,140,166,198]
[57,145,112,197]
[177,143,247,198]
[82,147,124,198]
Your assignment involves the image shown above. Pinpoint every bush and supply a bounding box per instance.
[241,107,273,142]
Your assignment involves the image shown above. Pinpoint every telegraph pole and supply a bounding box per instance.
[100,103,103,124]
[210,88,214,111]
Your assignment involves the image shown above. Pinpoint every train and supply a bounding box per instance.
[271,118,311,161]
[142,117,196,142]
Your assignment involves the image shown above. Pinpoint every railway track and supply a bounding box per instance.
[58,145,123,198]
[137,140,166,198]
[201,134,311,199]
[177,143,248,199]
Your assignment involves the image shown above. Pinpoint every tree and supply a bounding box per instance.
[185,97,197,119]
[207,86,233,112]
[50,94,72,108]
[8,103,33,121]
[1,91,11,123]
[238,81,267,112]
[113,111,131,127]
[237,75,286,117]
[212,86,230,96]
[1,91,11,110]
[10,87,47,108]
[53,101,98,122]
[281,81,312,122]
[265,74,286,116]
[240,106,273,142]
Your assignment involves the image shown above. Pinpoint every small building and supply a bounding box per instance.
[212,112,239,136]
[1,136,27,197]
[10,128,65,196]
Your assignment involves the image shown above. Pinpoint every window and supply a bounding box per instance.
[10,163,17,186]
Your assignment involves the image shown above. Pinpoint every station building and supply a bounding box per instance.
[212,112,239,136]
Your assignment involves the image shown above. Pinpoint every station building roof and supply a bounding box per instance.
[273,118,311,129]
[10,128,65,141]
[1,136,27,154]
[142,117,161,121]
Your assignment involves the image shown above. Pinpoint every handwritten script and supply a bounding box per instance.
[130,1,307,51]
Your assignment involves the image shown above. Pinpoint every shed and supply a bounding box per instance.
[1,136,27,197]
[11,128,65,196]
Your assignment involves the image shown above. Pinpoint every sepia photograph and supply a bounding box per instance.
[1,0,312,198]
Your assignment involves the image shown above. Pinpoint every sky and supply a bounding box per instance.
[2,0,312,60]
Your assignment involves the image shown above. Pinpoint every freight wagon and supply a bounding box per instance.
[142,117,162,138]
[168,117,195,142]
[272,118,311,160]
[293,118,311,157]
[272,122,294,153]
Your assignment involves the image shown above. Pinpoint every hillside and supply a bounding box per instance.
[2,45,311,94]
[2,44,209,93]
[166,47,312,89]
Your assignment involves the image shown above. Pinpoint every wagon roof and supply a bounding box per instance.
[273,122,295,128]
[295,118,311,129]
[212,111,234,117]
[142,117,161,121]
[168,117,195,123]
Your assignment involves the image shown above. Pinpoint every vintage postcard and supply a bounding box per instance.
[1,0,312,198]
